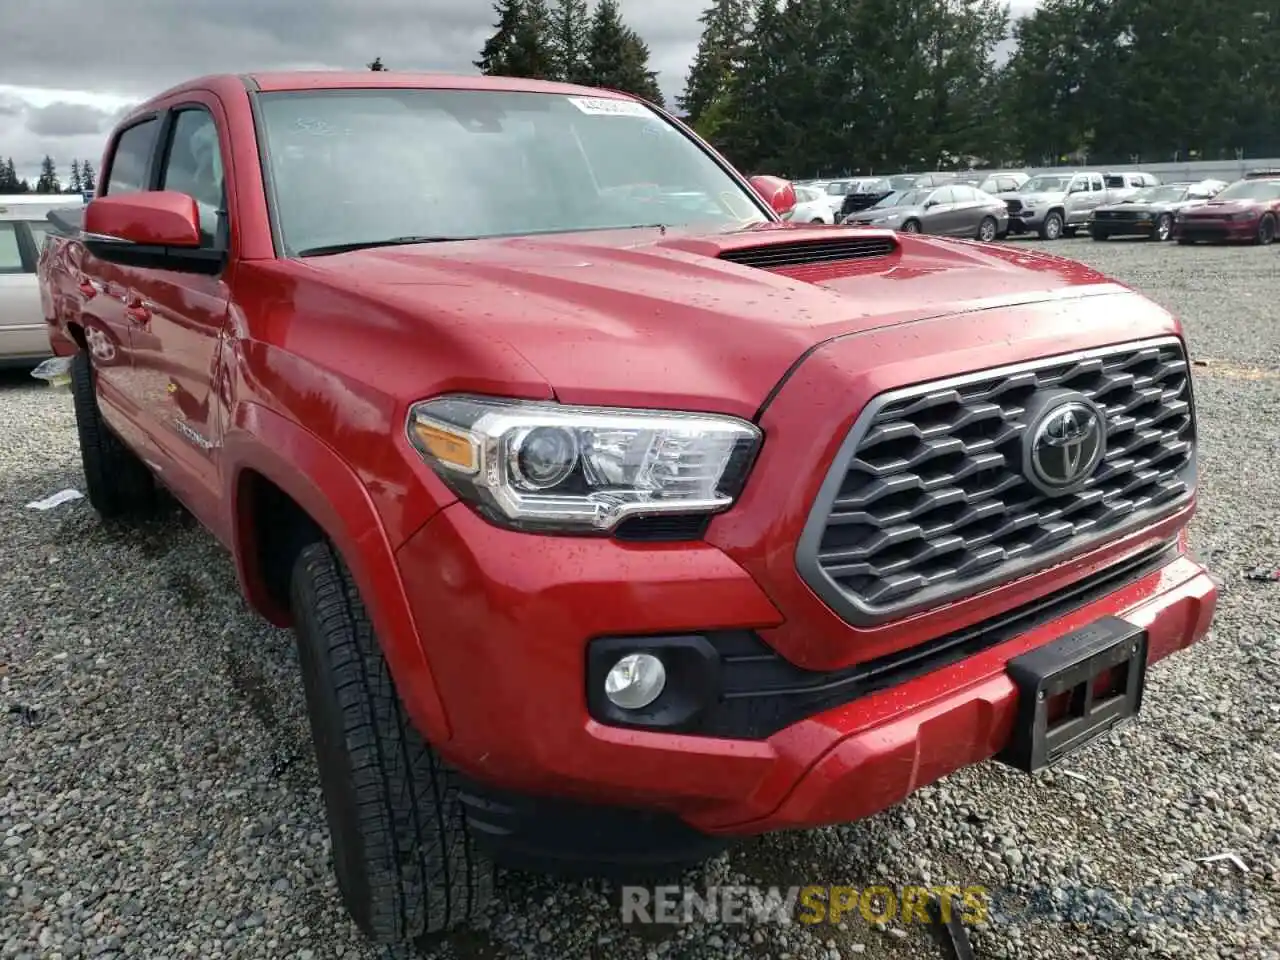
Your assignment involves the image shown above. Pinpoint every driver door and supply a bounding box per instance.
[124,97,233,525]
[920,186,956,233]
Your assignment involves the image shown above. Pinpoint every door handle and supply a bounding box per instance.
[125,295,151,325]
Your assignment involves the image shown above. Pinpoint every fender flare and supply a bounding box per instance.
[224,401,451,744]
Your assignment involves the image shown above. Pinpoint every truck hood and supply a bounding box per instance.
[1014,191,1067,205]
[1183,199,1262,216]
[300,224,1128,417]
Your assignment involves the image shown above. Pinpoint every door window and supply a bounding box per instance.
[104,118,158,195]
[159,109,227,247]
[951,185,977,202]
[1091,175,1105,191]
[929,187,955,204]
[0,223,24,274]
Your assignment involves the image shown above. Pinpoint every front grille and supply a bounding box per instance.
[1005,198,1023,213]
[796,337,1196,626]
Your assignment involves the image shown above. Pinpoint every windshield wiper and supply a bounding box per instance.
[296,236,463,257]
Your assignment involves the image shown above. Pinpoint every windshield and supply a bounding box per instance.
[1130,185,1186,203]
[255,88,768,253]
[1213,179,1280,201]
[872,189,927,209]
[825,182,851,195]
[1021,175,1072,193]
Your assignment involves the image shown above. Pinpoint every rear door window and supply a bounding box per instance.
[0,223,24,273]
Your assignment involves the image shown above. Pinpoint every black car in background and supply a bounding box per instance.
[837,177,895,221]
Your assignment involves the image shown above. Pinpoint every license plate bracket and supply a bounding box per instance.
[995,616,1148,774]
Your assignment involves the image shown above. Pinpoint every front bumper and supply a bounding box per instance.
[1005,210,1045,233]
[1090,215,1159,236]
[1174,218,1257,241]
[390,300,1213,840]
[397,506,1215,834]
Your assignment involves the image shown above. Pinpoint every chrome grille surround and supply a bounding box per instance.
[795,336,1196,627]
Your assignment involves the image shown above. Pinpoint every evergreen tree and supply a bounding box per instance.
[717,0,786,170]
[679,0,752,124]
[619,28,664,105]
[549,0,591,83]
[367,56,387,71]
[585,0,661,102]
[80,160,97,192]
[35,155,59,194]
[508,0,556,78]
[0,157,17,193]
[69,160,83,194]
[475,0,525,75]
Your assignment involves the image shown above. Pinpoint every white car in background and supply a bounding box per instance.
[788,184,837,223]
[1,194,84,367]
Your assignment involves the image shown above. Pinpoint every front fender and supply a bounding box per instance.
[224,400,452,744]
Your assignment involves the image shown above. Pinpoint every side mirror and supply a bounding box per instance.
[923,199,937,209]
[749,175,797,217]
[83,191,223,275]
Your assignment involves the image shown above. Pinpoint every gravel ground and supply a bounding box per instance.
[2,237,1279,960]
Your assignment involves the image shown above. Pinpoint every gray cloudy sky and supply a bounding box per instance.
[0,0,1039,184]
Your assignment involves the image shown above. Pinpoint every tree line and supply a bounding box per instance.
[681,0,1280,176]
[470,0,664,104]
[0,156,98,195]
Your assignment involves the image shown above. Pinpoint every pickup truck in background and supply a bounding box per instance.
[39,71,1217,947]
[1003,170,1122,240]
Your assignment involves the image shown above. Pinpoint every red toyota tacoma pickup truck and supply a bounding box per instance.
[39,72,1217,945]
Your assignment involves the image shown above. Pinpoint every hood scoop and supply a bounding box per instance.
[718,234,897,271]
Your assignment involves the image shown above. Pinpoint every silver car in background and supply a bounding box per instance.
[1,195,84,367]
[845,182,1009,241]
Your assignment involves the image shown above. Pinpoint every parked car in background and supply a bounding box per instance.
[976,171,1030,197]
[1,194,85,367]
[1173,174,1280,245]
[1102,171,1161,202]
[835,177,894,222]
[1089,180,1227,241]
[817,178,861,217]
[884,171,955,193]
[846,183,1007,240]
[788,184,836,223]
[1004,171,1115,240]
[951,171,1028,193]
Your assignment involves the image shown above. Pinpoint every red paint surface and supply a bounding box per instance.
[37,71,1218,832]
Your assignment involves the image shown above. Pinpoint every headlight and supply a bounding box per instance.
[407,396,762,533]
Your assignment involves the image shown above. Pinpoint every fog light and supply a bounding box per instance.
[604,653,666,709]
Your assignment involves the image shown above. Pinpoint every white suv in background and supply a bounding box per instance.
[0,194,84,367]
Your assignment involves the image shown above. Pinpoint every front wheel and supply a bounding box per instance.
[1256,214,1276,246]
[1090,226,1109,241]
[977,216,998,242]
[1153,213,1173,241]
[69,349,156,518]
[290,540,493,944]
[900,219,921,233]
[1039,212,1063,241]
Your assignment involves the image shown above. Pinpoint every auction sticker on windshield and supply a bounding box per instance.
[567,96,652,117]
